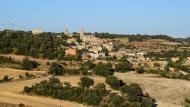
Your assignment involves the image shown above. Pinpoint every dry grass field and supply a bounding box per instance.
[1,67,190,107]
[0,54,81,70]
[115,72,190,107]
[0,68,46,79]
[1,54,190,107]
[0,67,108,107]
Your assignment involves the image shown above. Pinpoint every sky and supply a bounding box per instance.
[1,0,190,38]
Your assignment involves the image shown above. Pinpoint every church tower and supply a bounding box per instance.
[64,28,69,35]
[80,28,84,37]
[80,28,86,43]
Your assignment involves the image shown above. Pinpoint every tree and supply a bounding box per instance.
[115,62,134,72]
[84,91,101,105]
[18,103,25,107]
[94,83,108,96]
[110,94,125,106]
[21,57,39,70]
[93,63,114,77]
[21,57,33,70]
[105,76,124,89]
[127,84,143,102]
[81,60,95,70]
[3,75,9,81]
[141,97,154,107]
[136,67,145,74]
[80,77,94,88]
[48,62,64,76]
[24,86,32,93]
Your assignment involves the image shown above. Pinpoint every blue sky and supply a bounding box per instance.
[1,0,190,37]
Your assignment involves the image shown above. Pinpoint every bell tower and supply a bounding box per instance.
[80,28,84,37]
[80,28,86,43]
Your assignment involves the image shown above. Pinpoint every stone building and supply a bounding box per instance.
[65,48,77,56]
[32,29,43,35]
[80,28,103,44]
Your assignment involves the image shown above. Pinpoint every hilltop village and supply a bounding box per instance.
[54,28,183,64]
[0,29,190,107]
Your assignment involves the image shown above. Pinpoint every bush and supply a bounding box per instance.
[84,90,101,105]
[23,75,154,107]
[141,97,154,107]
[93,63,114,77]
[80,77,94,88]
[24,86,32,93]
[65,69,80,75]
[21,57,39,70]
[3,75,9,81]
[105,76,125,89]
[81,60,95,70]
[127,84,143,102]
[48,62,64,76]
[136,67,145,74]
[94,83,108,97]
[115,62,134,72]
[18,103,25,107]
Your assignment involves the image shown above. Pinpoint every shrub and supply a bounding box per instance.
[3,75,9,81]
[84,90,101,105]
[141,97,154,107]
[127,84,143,102]
[80,77,94,88]
[48,62,64,76]
[18,103,25,107]
[81,60,95,70]
[136,67,145,74]
[93,63,114,77]
[105,76,125,89]
[24,86,32,93]
[65,69,80,75]
[115,62,134,72]
[21,57,39,70]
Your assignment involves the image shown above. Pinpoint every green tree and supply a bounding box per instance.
[93,63,114,77]
[80,77,94,88]
[81,60,95,70]
[105,76,124,89]
[21,57,33,70]
[136,67,145,74]
[48,62,64,76]
[3,75,9,81]
[84,91,101,105]
[115,62,134,72]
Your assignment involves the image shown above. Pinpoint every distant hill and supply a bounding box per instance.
[95,33,177,42]
[176,37,190,43]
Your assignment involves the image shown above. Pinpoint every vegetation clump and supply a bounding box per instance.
[24,77,155,107]
[21,57,40,70]
[48,62,64,76]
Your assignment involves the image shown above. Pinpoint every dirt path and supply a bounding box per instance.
[115,72,190,107]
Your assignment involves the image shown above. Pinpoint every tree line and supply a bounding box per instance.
[0,30,80,60]
[24,76,155,107]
